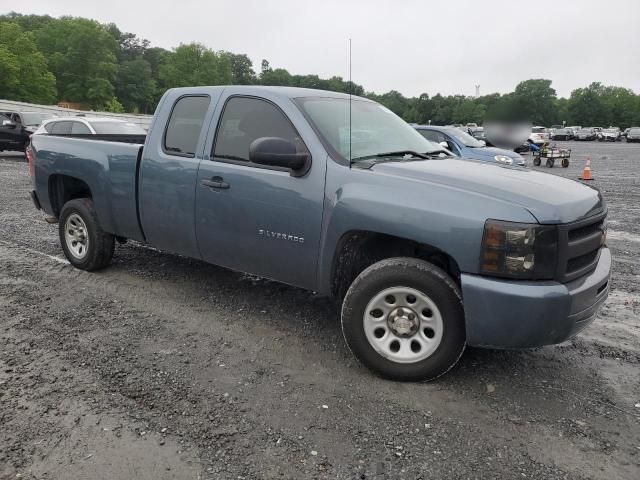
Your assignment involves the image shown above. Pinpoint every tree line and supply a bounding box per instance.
[1,12,639,128]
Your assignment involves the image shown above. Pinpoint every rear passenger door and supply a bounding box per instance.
[139,94,214,258]
[195,93,326,290]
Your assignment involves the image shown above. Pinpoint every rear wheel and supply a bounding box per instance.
[546,158,554,168]
[533,157,541,166]
[341,257,466,381]
[561,158,569,168]
[59,198,114,270]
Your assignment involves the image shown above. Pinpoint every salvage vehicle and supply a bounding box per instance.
[550,128,573,141]
[575,128,597,141]
[33,116,147,137]
[0,111,56,154]
[626,127,640,143]
[528,126,549,145]
[415,125,525,165]
[29,86,611,381]
[597,128,621,142]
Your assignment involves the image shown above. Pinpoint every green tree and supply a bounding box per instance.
[260,67,293,86]
[159,43,232,89]
[220,52,255,84]
[510,79,557,125]
[0,22,56,103]
[34,17,118,107]
[116,57,156,113]
[103,96,125,113]
[567,83,608,127]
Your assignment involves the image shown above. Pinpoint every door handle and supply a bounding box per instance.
[201,176,230,189]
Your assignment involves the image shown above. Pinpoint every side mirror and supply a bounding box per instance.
[479,140,486,146]
[439,141,448,149]
[2,119,16,128]
[249,137,310,175]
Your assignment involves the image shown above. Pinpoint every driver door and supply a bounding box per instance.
[195,94,326,290]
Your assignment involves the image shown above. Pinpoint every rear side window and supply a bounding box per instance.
[213,96,306,163]
[71,122,91,134]
[164,96,210,157]
[50,121,73,134]
[418,129,446,143]
[43,122,55,133]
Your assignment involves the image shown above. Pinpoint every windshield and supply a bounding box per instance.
[630,128,640,135]
[603,128,618,133]
[578,129,592,133]
[295,97,441,161]
[21,112,56,126]
[88,121,146,135]
[445,127,485,147]
[531,127,547,133]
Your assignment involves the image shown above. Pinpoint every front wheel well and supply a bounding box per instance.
[330,231,461,301]
[49,174,92,217]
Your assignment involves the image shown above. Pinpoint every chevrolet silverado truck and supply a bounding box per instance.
[30,86,611,381]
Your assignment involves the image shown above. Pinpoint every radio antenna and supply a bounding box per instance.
[349,37,352,162]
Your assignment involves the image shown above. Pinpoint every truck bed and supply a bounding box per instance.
[31,134,146,242]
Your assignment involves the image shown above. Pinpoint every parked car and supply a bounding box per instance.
[550,128,572,141]
[622,128,630,138]
[567,126,581,138]
[575,128,597,141]
[528,126,549,145]
[415,125,525,166]
[470,126,487,142]
[0,111,56,154]
[597,128,621,142]
[626,127,640,143]
[34,117,147,137]
[30,86,611,381]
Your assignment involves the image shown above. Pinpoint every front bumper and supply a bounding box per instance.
[461,247,611,348]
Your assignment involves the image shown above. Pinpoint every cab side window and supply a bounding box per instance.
[164,95,211,157]
[213,97,307,164]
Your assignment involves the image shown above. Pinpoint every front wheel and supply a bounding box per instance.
[561,158,569,168]
[533,157,541,166]
[59,198,115,270]
[341,257,466,381]
[546,158,555,167]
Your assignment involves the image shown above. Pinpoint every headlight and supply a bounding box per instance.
[494,155,513,165]
[480,220,558,280]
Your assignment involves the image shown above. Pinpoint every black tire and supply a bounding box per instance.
[59,198,114,271]
[533,157,541,166]
[546,158,554,168]
[561,158,569,168]
[341,257,466,381]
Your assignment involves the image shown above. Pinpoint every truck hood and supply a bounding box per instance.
[370,159,604,223]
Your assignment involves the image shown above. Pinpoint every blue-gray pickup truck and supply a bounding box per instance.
[30,86,611,381]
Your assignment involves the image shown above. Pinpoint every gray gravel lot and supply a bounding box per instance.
[1,141,639,479]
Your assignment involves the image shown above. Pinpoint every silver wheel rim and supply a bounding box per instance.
[363,286,444,364]
[64,213,89,260]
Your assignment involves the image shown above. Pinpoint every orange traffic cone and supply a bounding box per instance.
[580,158,594,181]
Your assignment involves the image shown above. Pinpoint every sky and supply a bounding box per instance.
[6,0,640,98]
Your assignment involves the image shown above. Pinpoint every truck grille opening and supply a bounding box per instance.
[558,212,606,282]
[567,218,604,242]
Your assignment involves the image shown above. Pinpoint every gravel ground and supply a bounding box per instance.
[0,141,639,480]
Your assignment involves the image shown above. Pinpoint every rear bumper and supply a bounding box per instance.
[461,247,611,348]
